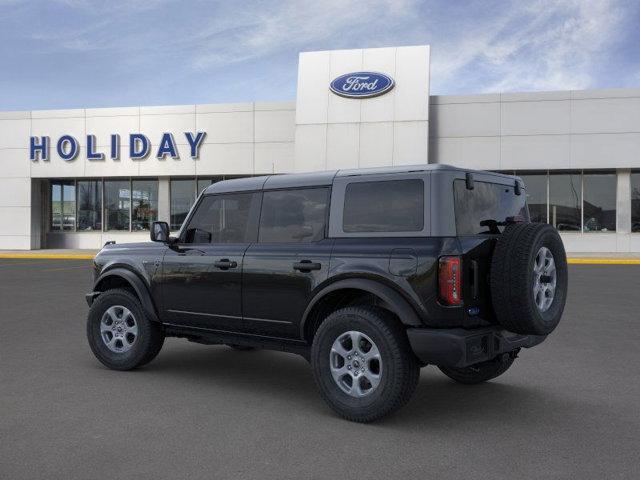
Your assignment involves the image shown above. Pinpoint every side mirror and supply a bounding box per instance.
[150,221,170,243]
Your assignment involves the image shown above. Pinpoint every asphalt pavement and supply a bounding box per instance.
[1,259,639,479]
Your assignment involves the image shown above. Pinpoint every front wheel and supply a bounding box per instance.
[86,289,165,371]
[311,307,420,423]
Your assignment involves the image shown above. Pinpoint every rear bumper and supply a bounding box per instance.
[407,326,546,368]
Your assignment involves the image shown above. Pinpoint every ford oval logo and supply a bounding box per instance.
[330,72,394,98]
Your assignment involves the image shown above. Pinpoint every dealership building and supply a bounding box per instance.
[1,45,639,252]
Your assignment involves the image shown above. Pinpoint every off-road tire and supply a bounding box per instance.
[439,353,517,385]
[87,288,165,371]
[311,306,420,423]
[490,223,568,335]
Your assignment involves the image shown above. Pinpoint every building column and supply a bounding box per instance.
[617,169,631,233]
[158,177,170,224]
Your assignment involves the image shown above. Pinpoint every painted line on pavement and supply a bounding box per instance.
[0,254,95,260]
[567,258,640,265]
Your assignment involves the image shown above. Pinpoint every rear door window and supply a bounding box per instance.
[258,188,330,243]
[343,179,424,233]
[454,179,528,235]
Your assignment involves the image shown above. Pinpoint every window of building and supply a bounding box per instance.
[132,180,158,231]
[184,193,261,244]
[583,173,616,232]
[104,180,131,231]
[632,173,640,233]
[50,180,75,231]
[343,179,424,233]
[454,180,528,235]
[519,173,547,223]
[259,188,329,242]
[77,180,102,231]
[170,179,196,230]
[549,173,582,231]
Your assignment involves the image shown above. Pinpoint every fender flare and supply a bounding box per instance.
[300,278,422,337]
[93,268,160,323]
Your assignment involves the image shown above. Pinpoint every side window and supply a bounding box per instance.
[259,188,329,243]
[343,179,424,232]
[183,192,260,244]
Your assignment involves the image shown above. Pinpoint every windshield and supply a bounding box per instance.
[454,179,529,235]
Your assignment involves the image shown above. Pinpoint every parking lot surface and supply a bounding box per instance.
[1,259,639,479]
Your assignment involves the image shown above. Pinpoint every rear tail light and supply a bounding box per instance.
[438,256,462,306]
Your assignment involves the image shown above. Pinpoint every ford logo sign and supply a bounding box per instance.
[330,72,394,98]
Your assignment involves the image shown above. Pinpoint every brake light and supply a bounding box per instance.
[439,256,462,306]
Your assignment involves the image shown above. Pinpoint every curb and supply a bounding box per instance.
[567,258,640,265]
[0,254,95,260]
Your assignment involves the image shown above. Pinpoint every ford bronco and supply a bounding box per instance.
[86,165,567,422]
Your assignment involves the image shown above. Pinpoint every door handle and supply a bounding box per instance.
[214,259,238,270]
[293,260,321,272]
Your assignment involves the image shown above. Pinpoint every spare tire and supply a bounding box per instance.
[490,223,568,335]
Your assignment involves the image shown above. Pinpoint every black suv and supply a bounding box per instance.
[86,165,567,422]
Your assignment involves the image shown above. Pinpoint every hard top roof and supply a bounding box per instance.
[203,164,516,194]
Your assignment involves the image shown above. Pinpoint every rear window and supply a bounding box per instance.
[343,179,424,233]
[454,179,528,235]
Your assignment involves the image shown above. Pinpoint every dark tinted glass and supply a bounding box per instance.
[583,173,616,232]
[104,180,130,231]
[519,174,547,223]
[343,179,424,233]
[77,180,102,231]
[259,188,329,242]
[170,179,195,230]
[184,193,260,244]
[549,173,581,231]
[132,180,158,231]
[632,173,640,233]
[454,180,528,235]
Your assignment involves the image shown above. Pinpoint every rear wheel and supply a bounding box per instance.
[311,306,419,423]
[438,352,517,385]
[86,289,164,371]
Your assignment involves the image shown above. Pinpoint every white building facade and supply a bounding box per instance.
[1,45,639,252]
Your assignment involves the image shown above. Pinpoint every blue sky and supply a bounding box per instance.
[1,0,639,111]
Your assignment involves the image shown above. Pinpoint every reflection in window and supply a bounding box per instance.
[51,180,75,231]
[170,179,195,230]
[343,180,424,233]
[454,180,528,235]
[632,173,640,233]
[77,180,102,231]
[519,174,547,223]
[132,180,158,231]
[549,173,581,231]
[583,173,616,232]
[184,193,260,244]
[259,188,329,242]
[104,180,131,231]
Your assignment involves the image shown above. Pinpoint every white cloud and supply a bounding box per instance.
[431,0,626,93]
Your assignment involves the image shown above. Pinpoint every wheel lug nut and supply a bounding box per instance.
[347,355,351,360]
[347,365,352,370]
[361,368,365,372]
